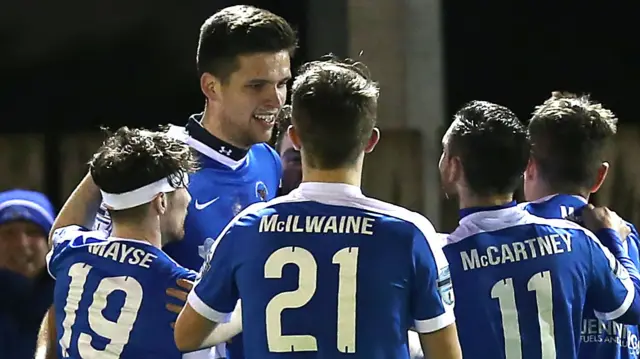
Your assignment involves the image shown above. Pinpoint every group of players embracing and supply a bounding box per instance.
[38,4,640,359]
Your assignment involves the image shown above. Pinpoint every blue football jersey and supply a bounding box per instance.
[93,117,282,272]
[444,202,637,359]
[164,118,281,359]
[91,116,282,359]
[525,194,640,359]
[46,225,197,359]
[188,182,455,359]
[162,136,281,271]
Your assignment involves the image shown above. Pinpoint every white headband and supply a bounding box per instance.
[100,172,189,210]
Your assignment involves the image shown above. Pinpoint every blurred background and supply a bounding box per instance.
[1,0,638,233]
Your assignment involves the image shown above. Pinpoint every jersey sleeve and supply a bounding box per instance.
[410,216,456,333]
[264,144,283,192]
[187,227,239,323]
[585,228,638,322]
[45,225,87,279]
[174,266,198,282]
[92,202,113,236]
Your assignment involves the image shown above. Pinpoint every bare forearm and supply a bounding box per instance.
[174,303,217,352]
[199,301,242,349]
[35,306,57,359]
[49,173,101,243]
[419,324,462,359]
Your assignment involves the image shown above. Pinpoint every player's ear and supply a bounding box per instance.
[524,157,536,180]
[200,73,222,103]
[590,162,610,194]
[450,155,463,183]
[364,127,380,154]
[152,193,168,215]
[287,125,302,151]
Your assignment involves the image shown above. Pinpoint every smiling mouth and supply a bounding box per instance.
[253,113,277,125]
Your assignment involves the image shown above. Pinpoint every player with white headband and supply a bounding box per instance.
[40,127,233,358]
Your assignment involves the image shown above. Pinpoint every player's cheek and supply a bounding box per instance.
[276,86,287,106]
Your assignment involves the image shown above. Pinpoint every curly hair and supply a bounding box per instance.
[529,91,618,191]
[89,127,199,194]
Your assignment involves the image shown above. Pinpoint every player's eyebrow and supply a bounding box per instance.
[246,76,291,85]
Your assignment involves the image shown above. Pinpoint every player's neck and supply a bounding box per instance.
[200,106,250,150]
[111,222,162,249]
[459,193,514,210]
[301,167,362,187]
[533,184,590,202]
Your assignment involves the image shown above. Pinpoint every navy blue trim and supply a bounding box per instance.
[185,114,248,161]
[459,201,517,219]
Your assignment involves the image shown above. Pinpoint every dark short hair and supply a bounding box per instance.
[272,104,292,151]
[89,127,198,196]
[529,92,617,191]
[291,57,379,169]
[197,5,298,81]
[446,100,529,196]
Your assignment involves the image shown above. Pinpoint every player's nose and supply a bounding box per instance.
[262,84,286,107]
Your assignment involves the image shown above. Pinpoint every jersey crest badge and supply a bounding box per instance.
[199,238,216,276]
[255,181,268,201]
[437,266,454,306]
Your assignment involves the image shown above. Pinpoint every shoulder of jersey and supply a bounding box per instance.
[527,213,589,232]
[362,197,437,235]
[257,142,280,158]
[240,194,438,240]
[52,225,107,248]
[447,207,591,246]
[232,199,278,223]
[250,142,281,164]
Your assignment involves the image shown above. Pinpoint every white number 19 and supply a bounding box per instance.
[491,271,556,359]
[264,246,359,353]
[59,262,143,358]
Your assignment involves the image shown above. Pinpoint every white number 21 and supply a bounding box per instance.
[59,262,143,358]
[491,271,556,359]
[264,246,359,353]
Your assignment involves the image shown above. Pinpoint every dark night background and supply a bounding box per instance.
[443,2,639,123]
[2,1,637,131]
[0,1,638,207]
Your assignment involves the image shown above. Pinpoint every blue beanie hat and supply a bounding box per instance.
[0,190,56,235]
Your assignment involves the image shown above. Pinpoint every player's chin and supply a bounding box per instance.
[251,126,274,143]
[176,227,186,241]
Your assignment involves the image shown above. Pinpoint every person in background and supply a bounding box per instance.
[439,100,640,359]
[92,6,298,359]
[174,57,463,359]
[523,91,640,359]
[0,189,56,359]
[273,105,302,196]
[45,127,199,359]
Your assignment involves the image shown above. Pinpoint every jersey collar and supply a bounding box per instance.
[295,182,364,198]
[185,113,248,162]
[529,193,588,205]
[459,201,517,219]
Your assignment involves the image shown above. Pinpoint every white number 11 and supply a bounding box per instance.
[491,271,556,359]
[264,246,359,353]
